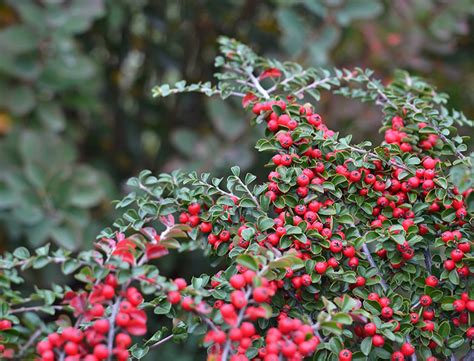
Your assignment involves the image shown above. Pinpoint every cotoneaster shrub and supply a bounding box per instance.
[0,37,473,361]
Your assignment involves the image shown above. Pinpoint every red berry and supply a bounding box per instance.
[188,203,201,215]
[372,335,385,347]
[64,341,79,356]
[339,349,352,361]
[425,275,438,287]
[364,323,377,336]
[453,299,466,312]
[400,342,415,356]
[314,261,328,274]
[391,351,404,361]
[115,312,130,327]
[230,290,248,309]
[115,333,132,348]
[253,287,269,303]
[101,284,115,299]
[381,306,393,319]
[93,344,109,360]
[422,157,436,169]
[93,319,110,334]
[420,295,432,307]
[90,303,105,318]
[168,291,181,304]
[230,274,246,289]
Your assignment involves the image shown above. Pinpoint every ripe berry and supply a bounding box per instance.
[314,262,328,274]
[410,313,419,323]
[425,275,438,287]
[101,285,115,299]
[466,300,474,313]
[330,240,343,253]
[343,246,355,258]
[240,322,255,337]
[199,222,212,233]
[381,306,393,319]
[451,249,464,262]
[93,319,110,334]
[297,174,310,187]
[64,341,79,356]
[420,295,432,307]
[453,299,466,312]
[230,290,248,309]
[252,287,269,303]
[188,203,201,215]
[168,291,181,304]
[115,312,130,327]
[230,274,246,289]
[372,335,385,347]
[422,157,436,169]
[93,344,109,360]
[364,323,377,336]
[115,333,132,348]
[90,303,105,318]
[400,342,415,356]
[339,349,352,361]
[444,259,456,271]
[391,351,404,361]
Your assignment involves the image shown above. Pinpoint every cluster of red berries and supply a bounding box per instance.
[452,292,474,331]
[257,316,319,361]
[442,232,470,277]
[35,275,145,361]
[384,115,439,152]
[0,320,13,358]
[203,272,281,360]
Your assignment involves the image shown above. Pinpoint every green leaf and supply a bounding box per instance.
[448,270,459,285]
[241,227,256,241]
[13,247,30,260]
[267,255,304,271]
[257,217,274,232]
[447,335,464,349]
[37,102,66,132]
[231,166,241,177]
[154,301,172,315]
[0,24,39,54]
[360,336,372,356]
[61,259,80,275]
[336,0,383,26]
[321,321,342,335]
[332,313,352,325]
[236,254,259,272]
[438,321,450,338]
[130,345,150,359]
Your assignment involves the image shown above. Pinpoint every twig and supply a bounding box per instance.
[149,333,174,349]
[424,248,432,273]
[362,245,418,361]
[294,76,334,98]
[10,305,66,315]
[234,176,261,211]
[106,297,122,361]
[245,68,270,99]
[221,287,252,360]
[361,244,388,292]
[267,70,307,93]
[17,328,42,358]
[361,74,397,109]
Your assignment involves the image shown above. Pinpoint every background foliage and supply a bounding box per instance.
[0,0,472,359]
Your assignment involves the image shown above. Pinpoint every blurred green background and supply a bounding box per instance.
[0,0,472,359]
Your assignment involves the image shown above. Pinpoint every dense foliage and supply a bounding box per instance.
[0,0,473,254]
[1,37,472,361]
